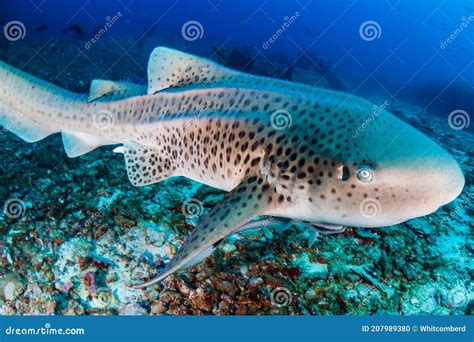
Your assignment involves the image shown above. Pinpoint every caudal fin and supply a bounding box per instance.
[0,107,55,143]
[0,61,75,143]
[0,61,147,157]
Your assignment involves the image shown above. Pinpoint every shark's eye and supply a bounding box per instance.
[357,167,374,182]
[337,165,351,181]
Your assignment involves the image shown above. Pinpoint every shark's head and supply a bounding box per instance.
[310,101,465,228]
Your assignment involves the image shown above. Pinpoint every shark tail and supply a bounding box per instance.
[0,61,77,143]
[1,46,245,158]
[0,61,147,157]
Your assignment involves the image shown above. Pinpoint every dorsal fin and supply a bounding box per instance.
[146,47,332,99]
[147,47,240,94]
[88,79,146,102]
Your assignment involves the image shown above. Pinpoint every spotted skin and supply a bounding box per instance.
[0,48,464,288]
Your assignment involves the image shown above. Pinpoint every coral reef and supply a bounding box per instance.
[398,80,474,122]
[0,39,472,315]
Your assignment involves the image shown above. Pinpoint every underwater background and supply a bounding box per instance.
[0,0,472,315]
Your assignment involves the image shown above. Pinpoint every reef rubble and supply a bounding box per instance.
[0,38,472,315]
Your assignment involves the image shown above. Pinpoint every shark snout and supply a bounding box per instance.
[434,154,465,207]
[403,151,465,218]
[375,144,465,225]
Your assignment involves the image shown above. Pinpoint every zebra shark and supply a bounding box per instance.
[0,47,464,288]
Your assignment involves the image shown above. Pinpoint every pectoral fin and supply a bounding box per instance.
[131,174,272,288]
[122,142,175,186]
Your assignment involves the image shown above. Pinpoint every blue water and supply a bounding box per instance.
[0,0,472,316]
[3,0,473,115]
